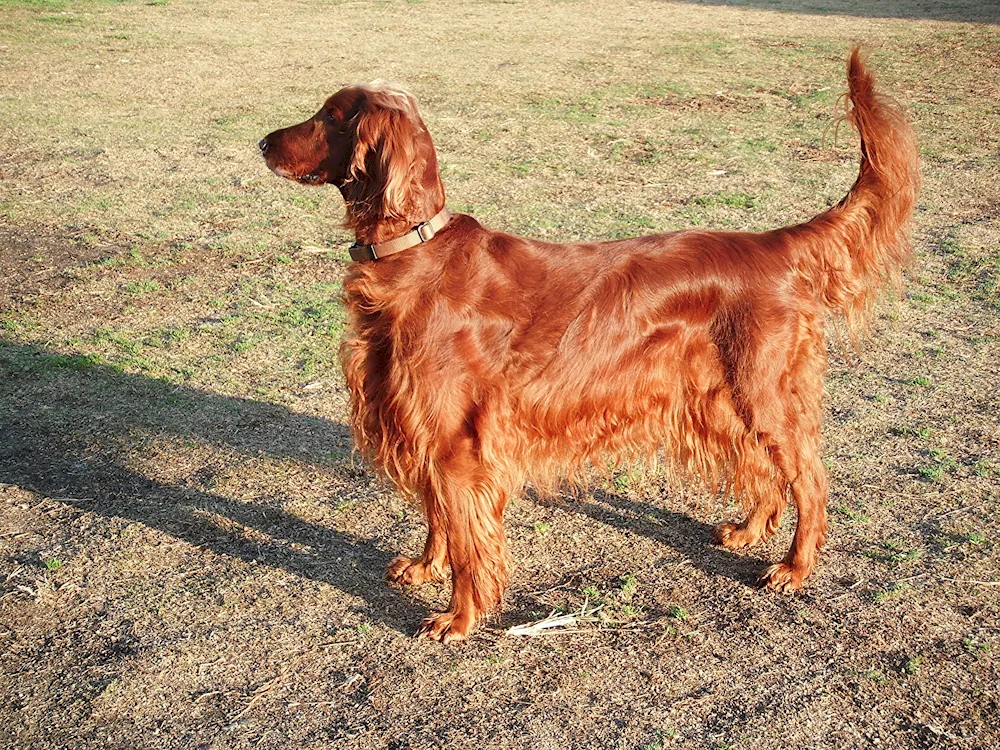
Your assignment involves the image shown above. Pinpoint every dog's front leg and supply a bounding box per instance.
[415,447,511,643]
[386,501,449,586]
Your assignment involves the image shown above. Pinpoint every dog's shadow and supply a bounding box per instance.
[571,489,767,584]
[0,340,428,634]
[1,340,765,636]
[514,487,767,600]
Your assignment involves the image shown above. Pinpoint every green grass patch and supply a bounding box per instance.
[123,279,163,296]
[531,521,551,535]
[864,540,921,565]
[833,505,869,524]
[962,638,992,657]
[693,192,757,209]
[918,449,958,482]
[874,582,912,604]
[891,425,931,440]
[666,605,688,620]
[902,656,923,675]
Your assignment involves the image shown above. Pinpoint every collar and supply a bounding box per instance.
[349,207,452,262]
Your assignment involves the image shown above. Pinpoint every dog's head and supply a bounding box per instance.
[259,82,445,237]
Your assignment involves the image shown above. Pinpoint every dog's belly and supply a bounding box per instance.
[508,323,742,476]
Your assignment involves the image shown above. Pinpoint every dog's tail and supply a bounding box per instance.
[788,46,920,334]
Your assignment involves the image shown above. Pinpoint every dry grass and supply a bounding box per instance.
[1,0,999,748]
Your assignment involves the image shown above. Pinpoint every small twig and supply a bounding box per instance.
[934,505,974,520]
[227,665,292,723]
[194,690,226,702]
[340,674,362,691]
[829,578,866,601]
[894,573,929,584]
[523,562,605,597]
[507,602,603,636]
[939,577,1000,587]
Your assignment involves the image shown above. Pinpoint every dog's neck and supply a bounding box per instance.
[343,159,447,247]
[347,206,441,247]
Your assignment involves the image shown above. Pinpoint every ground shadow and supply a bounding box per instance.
[575,489,767,586]
[0,340,429,634]
[669,0,999,23]
[498,488,777,629]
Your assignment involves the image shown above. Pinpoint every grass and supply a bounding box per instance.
[874,582,912,604]
[864,541,922,565]
[666,605,688,620]
[832,505,869,524]
[1,1,999,749]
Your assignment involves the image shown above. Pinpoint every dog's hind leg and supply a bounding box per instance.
[759,318,829,591]
[759,418,828,591]
[710,299,792,550]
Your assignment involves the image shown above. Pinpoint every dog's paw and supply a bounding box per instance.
[415,610,475,644]
[712,522,764,549]
[385,555,447,586]
[759,562,810,593]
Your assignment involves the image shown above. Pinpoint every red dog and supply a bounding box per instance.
[260,47,919,642]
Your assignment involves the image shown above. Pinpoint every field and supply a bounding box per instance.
[1,0,998,747]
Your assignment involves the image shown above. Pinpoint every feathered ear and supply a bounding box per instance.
[343,91,422,226]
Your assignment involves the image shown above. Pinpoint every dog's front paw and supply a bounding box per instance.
[415,610,475,644]
[759,562,810,593]
[712,522,764,549]
[385,555,447,586]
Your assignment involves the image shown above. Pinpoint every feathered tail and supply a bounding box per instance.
[791,46,921,333]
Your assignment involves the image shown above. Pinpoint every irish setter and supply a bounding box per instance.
[260,47,919,642]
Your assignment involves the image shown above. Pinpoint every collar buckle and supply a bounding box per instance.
[349,243,377,262]
[415,221,436,243]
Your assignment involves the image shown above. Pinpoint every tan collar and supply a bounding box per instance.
[349,207,453,262]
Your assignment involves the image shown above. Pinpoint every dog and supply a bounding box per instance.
[260,47,919,642]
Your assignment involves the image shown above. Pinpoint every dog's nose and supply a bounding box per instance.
[258,138,269,154]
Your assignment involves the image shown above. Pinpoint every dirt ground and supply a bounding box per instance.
[1,0,998,748]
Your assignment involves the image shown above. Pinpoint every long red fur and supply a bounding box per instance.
[260,48,920,642]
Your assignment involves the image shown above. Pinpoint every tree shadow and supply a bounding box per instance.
[668,0,999,23]
[0,340,429,635]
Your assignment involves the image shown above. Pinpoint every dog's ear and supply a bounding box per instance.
[343,89,422,224]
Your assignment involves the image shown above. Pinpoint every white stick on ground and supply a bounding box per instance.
[506,601,603,637]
